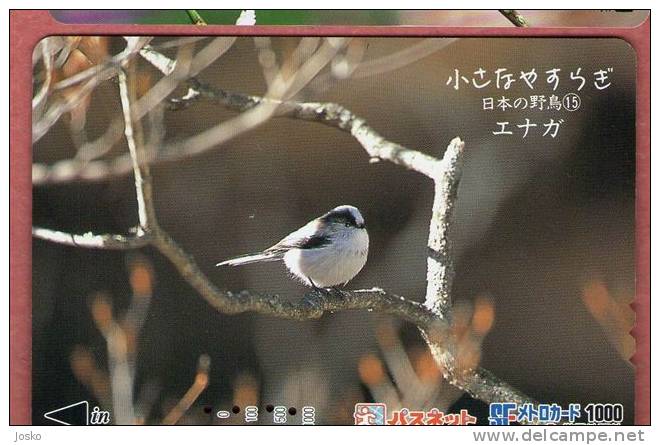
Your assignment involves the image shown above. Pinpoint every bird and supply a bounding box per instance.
[216,205,369,289]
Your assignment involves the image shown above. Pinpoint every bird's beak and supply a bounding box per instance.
[357,223,366,229]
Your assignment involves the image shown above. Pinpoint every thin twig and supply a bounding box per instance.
[32,37,151,144]
[118,70,153,234]
[90,293,136,424]
[186,10,207,26]
[499,10,530,27]
[32,227,151,250]
[352,38,456,79]
[32,38,54,113]
[162,355,211,425]
[253,37,279,87]
[167,91,535,406]
[169,79,442,178]
[163,38,345,161]
[48,37,150,92]
[34,45,538,409]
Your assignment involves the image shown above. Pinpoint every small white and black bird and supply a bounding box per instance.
[216,205,369,289]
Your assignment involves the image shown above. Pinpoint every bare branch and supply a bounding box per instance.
[31,38,325,186]
[155,136,532,406]
[187,37,237,78]
[138,45,177,75]
[48,37,150,92]
[170,80,442,178]
[167,81,536,406]
[32,38,54,114]
[351,38,456,79]
[499,10,530,27]
[424,137,464,315]
[152,36,210,50]
[164,38,346,161]
[32,37,152,144]
[440,363,537,406]
[32,226,151,250]
[162,355,210,425]
[96,310,136,424]
[33,47,538,409]
[253,37,280,87]
[32,156,133,186]
[118,70,153,234]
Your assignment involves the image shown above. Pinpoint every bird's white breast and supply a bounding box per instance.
[283,228,369,287]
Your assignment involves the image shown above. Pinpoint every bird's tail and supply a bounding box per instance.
[216,252,281,267]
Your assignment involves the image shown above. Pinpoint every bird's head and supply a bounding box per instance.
[320,205,366,231]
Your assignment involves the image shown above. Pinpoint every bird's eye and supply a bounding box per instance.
[345,222,351,227]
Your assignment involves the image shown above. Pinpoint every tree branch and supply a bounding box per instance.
[32,37,152,144]
[499,10,530,27]
[118,69,155,235]
[424,137,463,316]
[154,229,444,328]
[32,227,151,250]
[168,81,537,407]
[169,79,442,178]
[33,49,537,409]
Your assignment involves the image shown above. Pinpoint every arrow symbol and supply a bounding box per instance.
[44,401,89,425]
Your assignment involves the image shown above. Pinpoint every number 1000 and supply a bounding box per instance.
[584,403,624,424]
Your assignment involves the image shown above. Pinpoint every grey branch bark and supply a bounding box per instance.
[424,138,463,316]
[32,226,152,250]
[33,52,537,408]
[169,79,444,178]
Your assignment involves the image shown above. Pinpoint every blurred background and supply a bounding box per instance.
[32,34,636,425]
[50,9,649,27]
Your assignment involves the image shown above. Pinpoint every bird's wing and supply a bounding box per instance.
[266,219,331,254]
[216,218,330,267]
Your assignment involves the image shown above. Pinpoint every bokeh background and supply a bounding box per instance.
[32,35,636,425]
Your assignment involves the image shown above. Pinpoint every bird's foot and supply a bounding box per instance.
[307,278,348,299]
[329,286,349,299]
[308,279,330,296]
